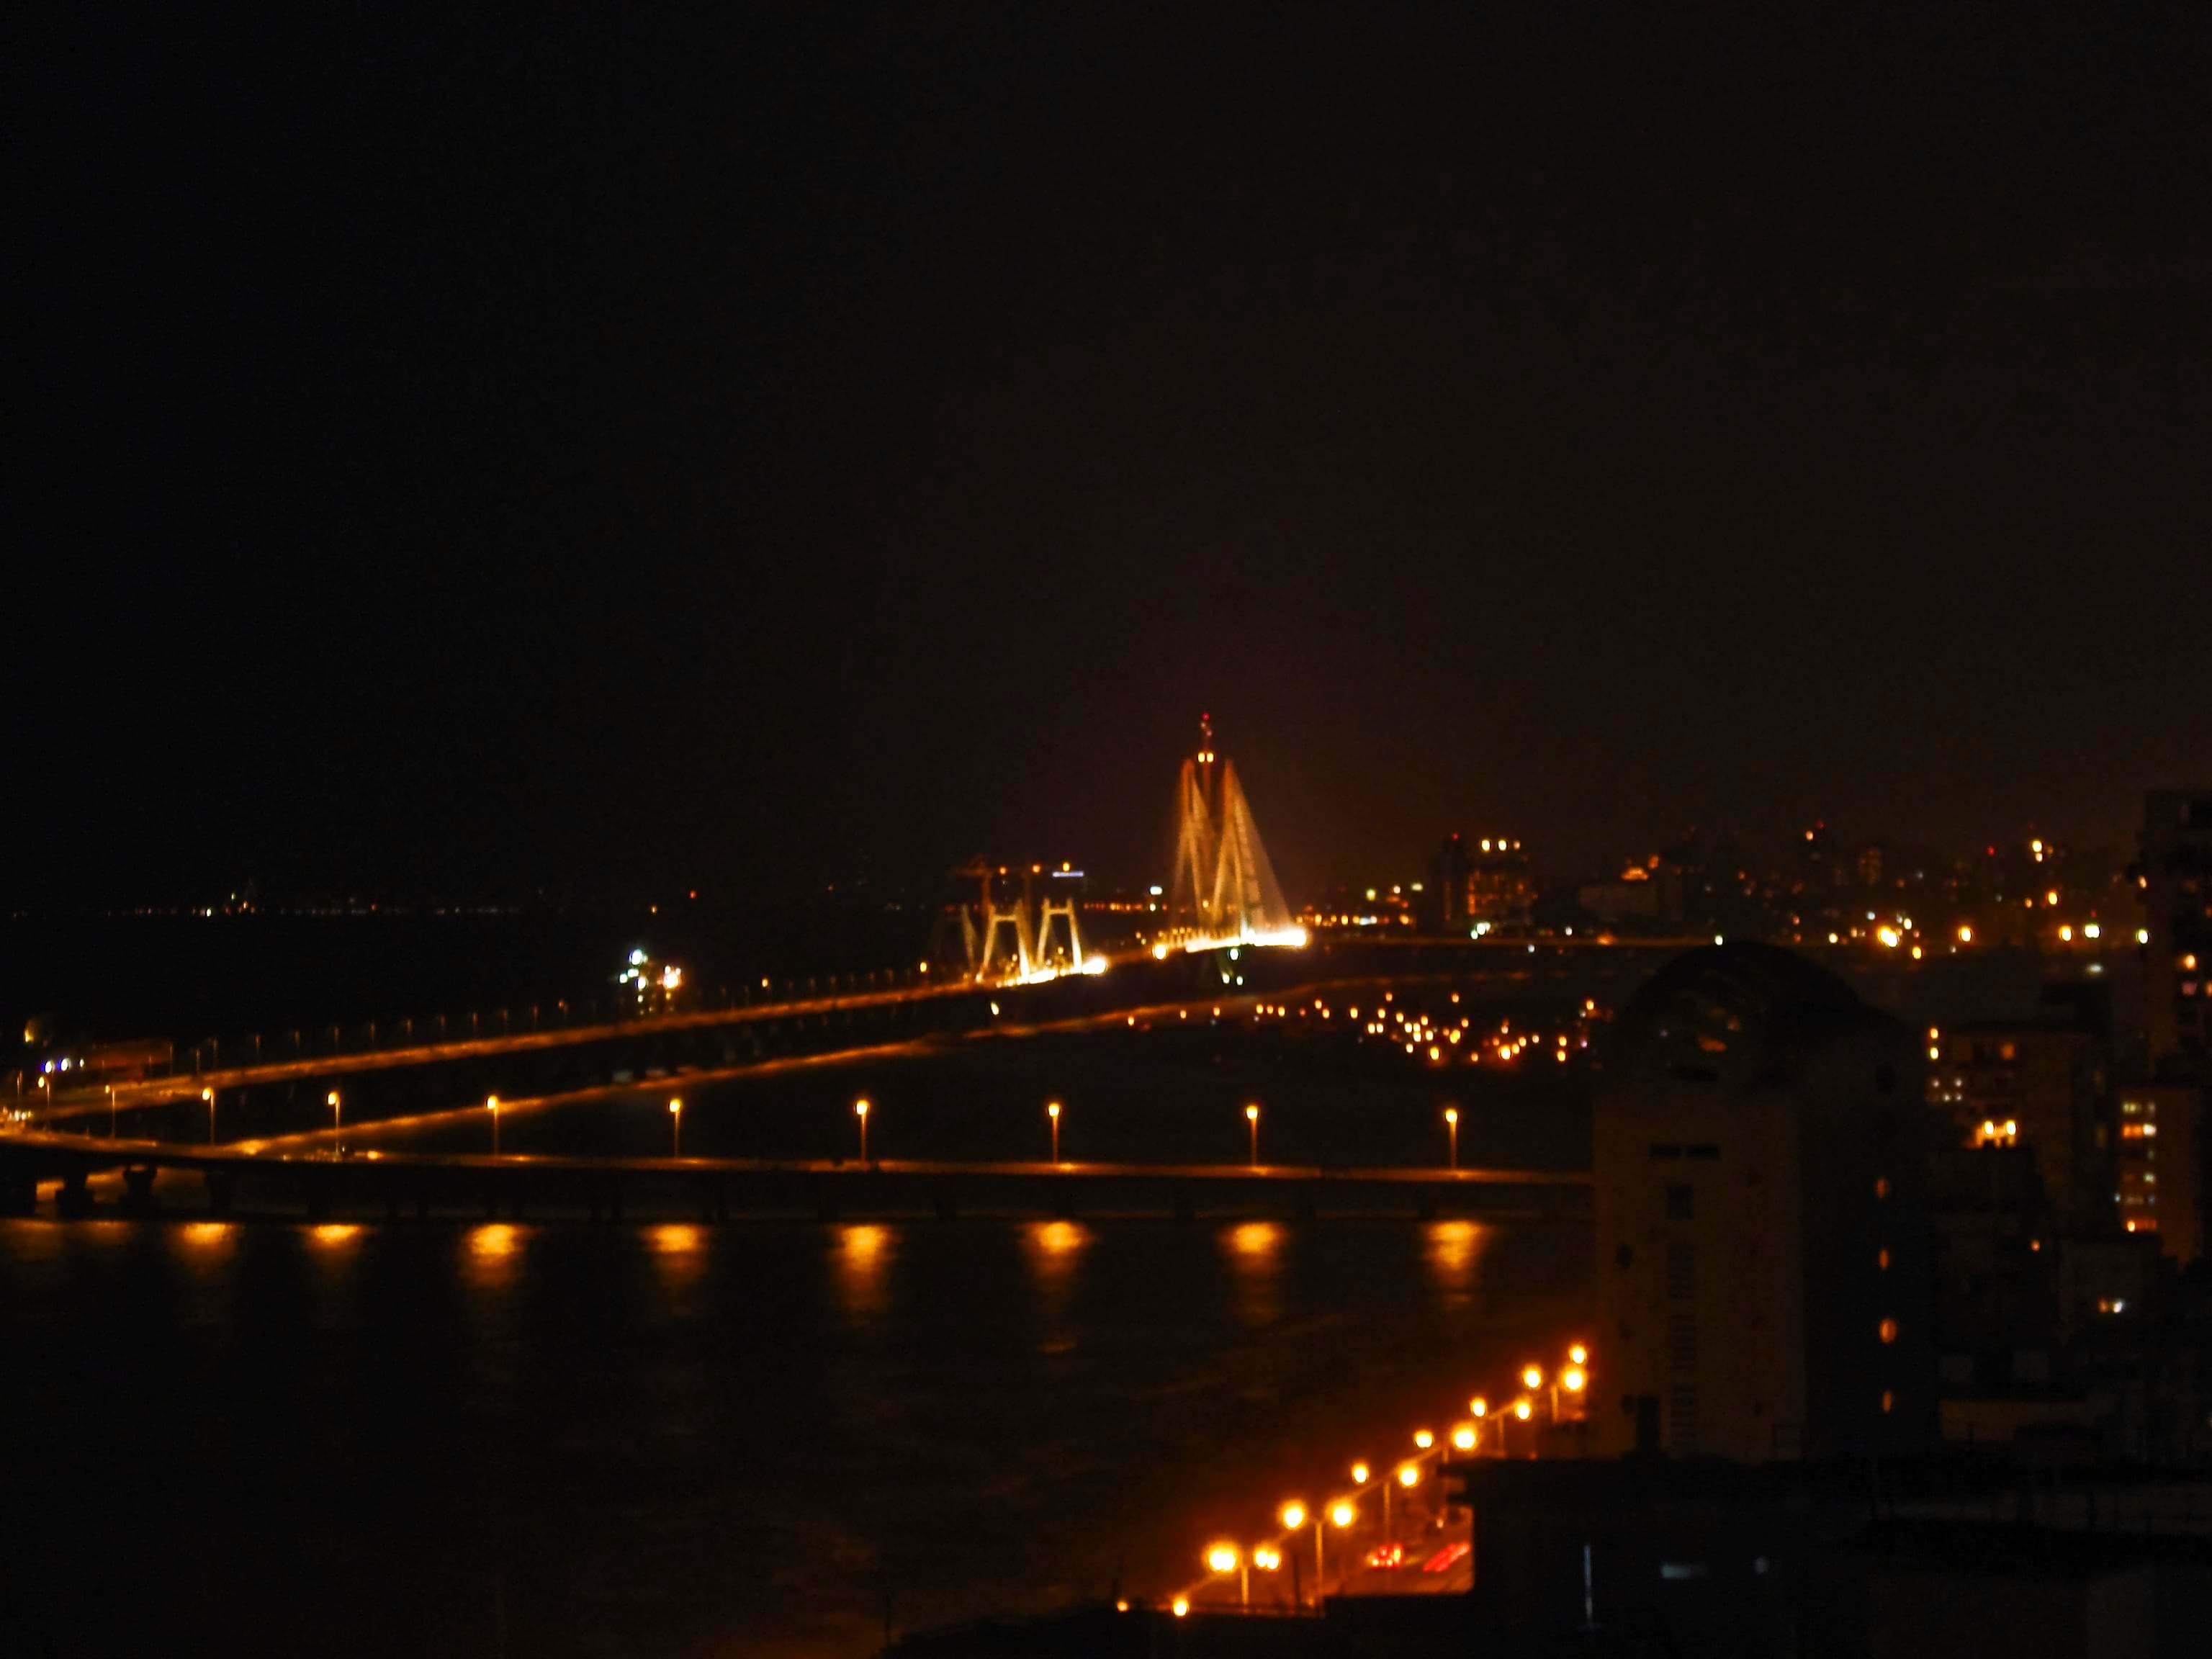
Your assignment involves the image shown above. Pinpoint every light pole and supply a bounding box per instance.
[855,1097,870,1163]
[328,1090,341,1154]
[668,1097,682,1157]
[1524,1363,1555,1421]
[1444,1106,1458,1169]
[1048,1100,1061,1164]
[1279,1503,1309,1606]
[108,1084,117,1138]
[1252,1545,1281,1609]
[1246,1102,1260,1167]
[1324,1501,1356,1591]
[203,1087,215,1146]
[1207,1542,1244,1607]
[487,1094,500,1156]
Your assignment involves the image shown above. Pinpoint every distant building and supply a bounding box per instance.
[1593,944,1936,1462]
[1929,1017,2112,1232]
[1428,832,1534,932]
[2141,789,2212,1073]
[2116,1080,2203,1263]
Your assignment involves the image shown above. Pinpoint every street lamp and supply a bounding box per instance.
[203,1087,215,1146]
[668,1096,683,1156]
[1568,1343,1588,1366]
[487,1094,500,1156]
[1349,1461,1370,1486]
[1280,1503,1310,1607]
[1444,1105,1458,1169]
[855,1097,871,1163]
[1252,1544,1282,1608]
[328,1090,341,1154]
[1207,1542,1245,1606]
[1245,1102,1260,1166]
[1323,1501,1356,1588]
[1047,1100,1061,1164]
[1413,1428,1434,1450]
[1452,1422,1478,1452]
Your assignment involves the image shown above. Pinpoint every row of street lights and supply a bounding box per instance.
[1179,1342,1594,1616]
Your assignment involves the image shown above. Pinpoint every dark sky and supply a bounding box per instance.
[18,9,2211,906]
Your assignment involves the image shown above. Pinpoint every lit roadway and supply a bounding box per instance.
[35,973,989,1118]
[24,931,1645,1125]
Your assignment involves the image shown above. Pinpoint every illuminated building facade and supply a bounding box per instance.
[1593,944,1935,1463]
[2116,1081,2202,1263]
[1429,832,1533,931]
[2142,790,2212,1073]
[1930,1018,2112,1231]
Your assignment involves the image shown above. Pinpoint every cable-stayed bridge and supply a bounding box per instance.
[945,715,1306,983]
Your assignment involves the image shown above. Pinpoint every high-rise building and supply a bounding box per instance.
[1427,832,1534,932]
[2142,790,2212,1073]
[1928,1017,2112,1232]
[2116,1080,2203,1263]
[1593,943,1935,1462]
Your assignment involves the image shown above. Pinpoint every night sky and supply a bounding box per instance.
[19,10,2210,907]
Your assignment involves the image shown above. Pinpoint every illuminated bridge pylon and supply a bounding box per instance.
[948,860,1093,984]
[1166,714,1296,946]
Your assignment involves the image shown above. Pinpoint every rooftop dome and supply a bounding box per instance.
[1609,942,1868,1084]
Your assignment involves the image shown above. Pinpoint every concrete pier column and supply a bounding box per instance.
[120,1165,158,1215]
[55,1170,94,1218]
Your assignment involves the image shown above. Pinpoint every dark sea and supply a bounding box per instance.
[1,958,1596,1657]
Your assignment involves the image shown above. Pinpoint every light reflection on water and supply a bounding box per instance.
[1,1213,1583,1658]
[836,1222,893,1318]
[1422,1218,1488,1309]
[1221,1219,1284,1326]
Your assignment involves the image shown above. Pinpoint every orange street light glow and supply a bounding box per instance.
[1568,1344,1588,1365]
[1521,1365,1543,1390]
[1514,1400,1532,1421]
[1279,1501,1307,1531]
[1350,1462,1370,1485]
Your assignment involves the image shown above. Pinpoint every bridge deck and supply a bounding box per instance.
[1,1130,1588,1223]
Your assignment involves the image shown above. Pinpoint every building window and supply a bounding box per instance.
[1874,1177,1890,1201]
[1667,1315,1698,1372]
[1667,1385,1699,1455]
[1665,1183,1694,1221]
[1877,1247,1890,1272]
[1881,1390,1896,1414]
[1666,1240,1696,1301]
[1879,1317,1899,1344]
